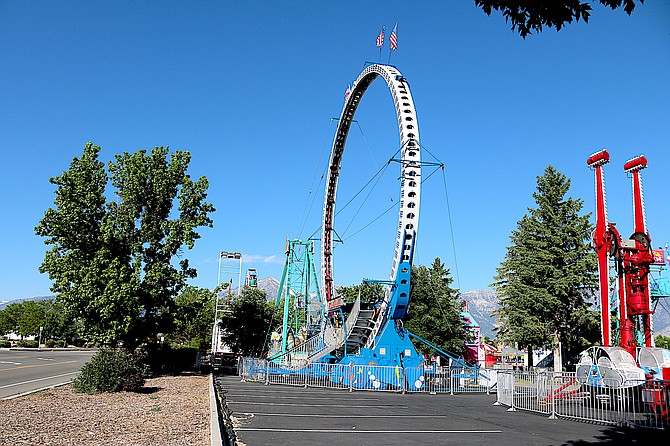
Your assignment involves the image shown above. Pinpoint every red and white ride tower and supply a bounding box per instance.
[587,149,654,357]
[587,149,612,347]
[621,155,654,351]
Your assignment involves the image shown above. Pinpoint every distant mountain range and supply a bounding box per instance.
[6,280,669,339]
[0,295,54,310]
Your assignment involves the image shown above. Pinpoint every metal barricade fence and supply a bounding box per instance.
[237,357,494,394]
[495,370,670,430]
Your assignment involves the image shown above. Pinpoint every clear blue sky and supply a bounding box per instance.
[1,1,669,301]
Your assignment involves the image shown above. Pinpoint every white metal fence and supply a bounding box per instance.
[495,370,669,429]
[238,357,496,394]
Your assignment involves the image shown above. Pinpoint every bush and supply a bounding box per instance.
[73,348,145,394]
[139,344,199,376]
[0,340,11,348]
[45,339,56,348]
[17,340,38,348]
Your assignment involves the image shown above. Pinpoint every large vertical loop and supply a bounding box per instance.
[321,64,421,310]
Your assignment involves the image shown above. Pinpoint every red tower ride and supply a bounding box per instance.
[587,150,654,357]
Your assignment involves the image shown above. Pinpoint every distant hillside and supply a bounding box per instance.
[0,295,54,310]
[460,289,499,339]
[223,277,281,302]
[6,283,670,341]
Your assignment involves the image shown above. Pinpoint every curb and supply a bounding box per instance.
[210,373,224,446]
[2,381,72,401]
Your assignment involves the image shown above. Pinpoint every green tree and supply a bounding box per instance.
[168,286,215,350]
[339,281,384,304]
[475,0,643,38]
[406,258,465,355]
[16,301,44,338]
[492,166,598,368]
[655,335,670,350]
[220,287,279,357]
[38,299,76,342]
[0,303,22,336]
[35,143,214,348]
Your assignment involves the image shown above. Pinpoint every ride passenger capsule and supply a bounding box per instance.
[586,148,610,167]
[623,155,647,173]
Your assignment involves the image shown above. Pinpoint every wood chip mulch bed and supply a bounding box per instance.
[0,374,210,446]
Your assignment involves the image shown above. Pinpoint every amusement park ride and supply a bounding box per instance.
[263,63,479,390]
[215,63,669,401]
[577,149,670,406]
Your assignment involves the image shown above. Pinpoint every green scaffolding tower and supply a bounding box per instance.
[273,238,323,357]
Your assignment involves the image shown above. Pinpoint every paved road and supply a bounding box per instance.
[217,375,666,445]
[0,349,95,399]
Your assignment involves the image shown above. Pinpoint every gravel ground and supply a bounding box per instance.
[0,374,210,446]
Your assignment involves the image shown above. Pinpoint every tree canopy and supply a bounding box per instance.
[492,166,598,365]
[35,142,214,348]
[475,0,644,38]
[406,258,465,355]
[168,286,216,350]
[219,287,279,357]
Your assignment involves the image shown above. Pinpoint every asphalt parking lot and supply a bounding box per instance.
[216,375,666,445]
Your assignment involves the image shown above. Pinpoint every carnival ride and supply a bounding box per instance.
[582,149,670,413]
[263,63,485,390]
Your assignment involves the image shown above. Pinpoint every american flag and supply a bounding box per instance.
[344,84,352,102]
[376,26,385,48]
[390,23,398,51]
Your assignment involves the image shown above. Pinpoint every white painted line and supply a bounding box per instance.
[2,381,72,400]
[0,371,78,389]
[0,361,22,365]
[223,393,381,401]
[36,357,55,361]
[236,428,503,434]
[230,401,407,408]
[239,413,453,418]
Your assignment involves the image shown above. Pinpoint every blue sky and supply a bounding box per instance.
[1,1,669,302]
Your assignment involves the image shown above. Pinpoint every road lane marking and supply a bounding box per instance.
[223,394,381,401]
[240,413,453,418]
[0,371,79,389]
[36,357,55,361]
[2,360,77,371]
[0,361,22,365]
[235,428,502,433]
[229,401,408,408]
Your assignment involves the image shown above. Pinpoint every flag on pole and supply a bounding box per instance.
[376,26,385,48]
[344,84,352,102]
[389,23,398,51]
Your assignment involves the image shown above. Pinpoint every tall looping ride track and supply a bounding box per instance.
[321,64,421,320]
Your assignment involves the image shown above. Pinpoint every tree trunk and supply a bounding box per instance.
[553,332,563,373]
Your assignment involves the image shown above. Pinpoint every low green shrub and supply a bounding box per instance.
[73,347,145,394]
[17,340,38,348]
[45,339,57,348]
[0,340,11,348]
[139,344,199,376]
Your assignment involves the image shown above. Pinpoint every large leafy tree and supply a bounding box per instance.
[492,166,598,367]
[168,286,215,350]
[219,287,279,357]
[475,0,644,38]
[406,258,465,355]
[339,281,384,304]
[35,142,214,348]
